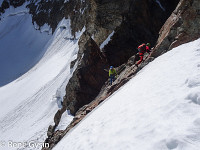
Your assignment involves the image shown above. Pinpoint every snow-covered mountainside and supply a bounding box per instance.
[0,0,199,149]
[0,5,51,86]
[0,5,84,150]
[54,39,200,150]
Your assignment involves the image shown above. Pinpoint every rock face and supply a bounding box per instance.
[63,34,108,115]
[152,0,200,57]
[1,0,185,149]
[0,0,87,34]
[43,52,154,150]
[28,0,88,33]
[0,0,25,14]
[43,0,180,149]
[0,0,179,117]
[102,0,179,66]
[64,0,180,116]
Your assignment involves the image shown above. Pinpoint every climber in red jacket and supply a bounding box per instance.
[135,43,151,67]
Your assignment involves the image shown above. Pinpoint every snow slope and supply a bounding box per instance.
[0,5,51,87]
[54,39,200,150]
[0,5,84,150]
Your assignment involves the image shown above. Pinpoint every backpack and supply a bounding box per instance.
[138,44,146,53]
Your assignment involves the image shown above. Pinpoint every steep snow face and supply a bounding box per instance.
[0,5,84,150]
[54,39,200,150]
[0,5,51,87]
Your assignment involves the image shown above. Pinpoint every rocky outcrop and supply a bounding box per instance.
[101,0,180,66]
[63,0,180,117]
[1,0,184,149]
[28,0,88,33]
[43,33,108,149]
[152,0,200,57]
[43,0,180,148]
[0,0,179,117]
[63,34,108,115]
[0,0,87,34]
[43,52,155,150]
[0,0,9,14]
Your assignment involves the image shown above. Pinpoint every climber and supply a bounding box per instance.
[109,66,117,85]
[135,43,151,67]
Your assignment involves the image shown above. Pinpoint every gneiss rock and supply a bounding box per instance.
[0,0,87,34]
[63,35,108,115]
[42,0,180,149]
[152,0,200,57]
[47,125,55,137]
[63,0,179,117]
[54,110,63,126]
[102,0,180,66]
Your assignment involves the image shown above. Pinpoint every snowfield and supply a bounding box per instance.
[1,3,200,150]
[0,5,51,87]
[54,39,200,150]
[0,5,84,150]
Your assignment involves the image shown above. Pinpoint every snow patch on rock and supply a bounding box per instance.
[155,0,165,11]
[100,31,114,50]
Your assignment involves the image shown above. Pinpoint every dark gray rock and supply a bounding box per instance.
[63,35,108,115]
[1,0,87,34]
[0,1,183,150]
[47,125,55,137]
[152,0,200,57]
[63,0,179,117]
[102,0,180,66]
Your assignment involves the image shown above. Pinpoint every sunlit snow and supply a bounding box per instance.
[54,39,200,150]
[0,5,85,150]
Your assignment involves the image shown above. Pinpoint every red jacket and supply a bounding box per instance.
[138,44,150,55]
[136,44,151,65]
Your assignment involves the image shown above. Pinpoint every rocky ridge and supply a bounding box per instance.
[0,0,87,34]
[43,0,181,149]
[44,2,178,144]
[64,0,180,116]
[43,53,154,150]
[152,0,200,57]
[3,0,198,149]
[44,0,200,149]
